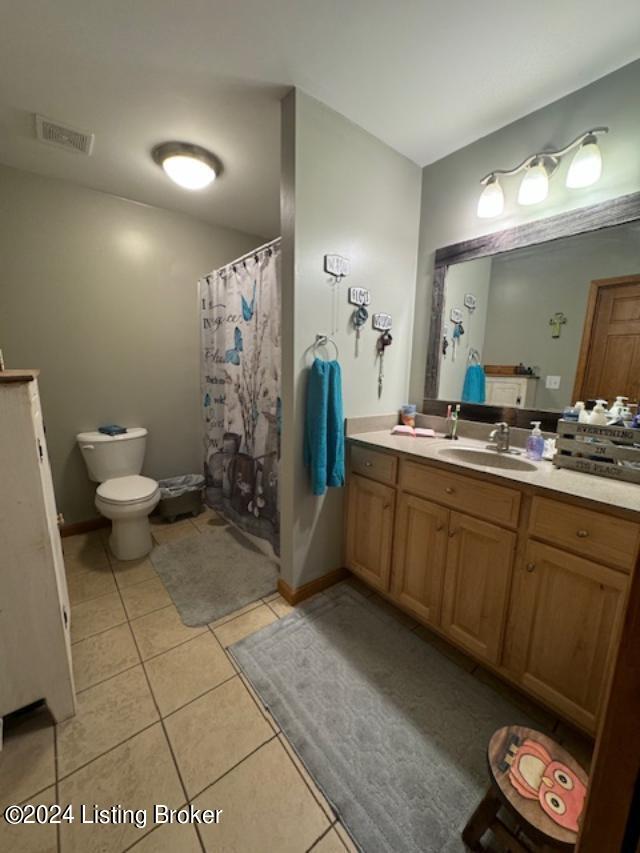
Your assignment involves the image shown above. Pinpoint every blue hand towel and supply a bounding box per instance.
[462,363,486,404]
[304,358,345,496]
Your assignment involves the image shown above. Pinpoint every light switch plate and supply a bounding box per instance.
[545,375,561,389]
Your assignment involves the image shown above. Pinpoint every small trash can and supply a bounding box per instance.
[157,474,205,523]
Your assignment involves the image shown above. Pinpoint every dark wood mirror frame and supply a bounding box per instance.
[423,190,640,426]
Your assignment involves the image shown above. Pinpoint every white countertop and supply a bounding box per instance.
[348,430,640,515]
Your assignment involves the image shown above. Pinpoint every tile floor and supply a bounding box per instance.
[0,513,593,853]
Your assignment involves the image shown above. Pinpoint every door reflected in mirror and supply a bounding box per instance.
[436,221,640,412]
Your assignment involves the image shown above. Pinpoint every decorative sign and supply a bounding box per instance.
[450,307,464,323]
[464,293,477,312]
[372,312,392,331]
[323,254,351,279]
[348,286,371,306]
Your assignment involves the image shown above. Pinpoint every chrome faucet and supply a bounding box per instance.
[489,422,511,453]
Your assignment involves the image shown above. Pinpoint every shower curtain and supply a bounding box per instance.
[198,239,281,552]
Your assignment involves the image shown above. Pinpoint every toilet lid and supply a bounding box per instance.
[97,475,159,505]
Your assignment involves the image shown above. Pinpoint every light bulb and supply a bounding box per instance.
[162,155,216,190]
[518,160,549,206]
[566,135,602,188]
[477,176,504,219]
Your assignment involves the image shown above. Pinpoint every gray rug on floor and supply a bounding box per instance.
[230,585,536,853]
[151,526,278,626]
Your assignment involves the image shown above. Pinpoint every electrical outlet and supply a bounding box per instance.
[545,375,561,390]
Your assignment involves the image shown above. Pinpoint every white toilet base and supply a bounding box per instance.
[108,516,154,561]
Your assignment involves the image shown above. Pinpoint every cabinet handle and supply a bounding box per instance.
[436,523,444,532]
[383,503,392,510]
[449,529,458,538]
[576,529,589,538]
[364,460,373,467]
[526,562,536,572]
[445,486,455,495]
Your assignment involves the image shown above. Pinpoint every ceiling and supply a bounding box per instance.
[1,1,640,239]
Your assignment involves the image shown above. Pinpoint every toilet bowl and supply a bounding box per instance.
[95,475,160,561]
[76,427,159,561]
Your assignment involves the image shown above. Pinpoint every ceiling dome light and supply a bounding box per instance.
[152,142,221,190]
[518,159,549,206]
[566,134,602,189]
[477,175,504,219]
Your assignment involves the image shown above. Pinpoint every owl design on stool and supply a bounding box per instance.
[503,736,586,832]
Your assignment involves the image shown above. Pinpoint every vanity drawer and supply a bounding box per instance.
[529,497,640,572]
[350,445,397,485]
[399,461,521,528]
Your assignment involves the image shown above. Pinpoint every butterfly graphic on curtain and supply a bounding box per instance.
[242,281,257,321]
[225,326,244,365]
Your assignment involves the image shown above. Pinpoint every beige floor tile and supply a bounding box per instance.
[209,599,263,629]
[64,547,111,575]
[238,673,280,733]
[368,593,418,628]
[554,720,594,772]
[70,591,126,643]
[266,594,294,618]
[192,506,228,533]
[67,567,117,605]
[0,785,57,853]
[130,605,207,660]
[152,519,200,545]
[58,724,184,853]
[62,530,106,556]
[120,576,172,619]
[57,666,158,777]
[311,828,349,853]
[0,708,55,809]
[412,625,477,673]
[145,632,235,717]
[262,591,281,603]
[213,603,278,648]
[72,623,140,692]
[129,821,201,853]
[111,556,157,589]
[165,676,273,798]
[278,734,335,820]
[334,821,358,852]
[194,739,330,853]
[473,667,557,730]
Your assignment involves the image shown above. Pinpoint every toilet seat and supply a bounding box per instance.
[96,475,159,506]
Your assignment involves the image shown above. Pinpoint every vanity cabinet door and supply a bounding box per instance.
[346,474,395,592]
[504,541,627,733]
[441,512,515,664]
[392,494,449,626]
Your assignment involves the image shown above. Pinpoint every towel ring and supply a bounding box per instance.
[314,334,339,360]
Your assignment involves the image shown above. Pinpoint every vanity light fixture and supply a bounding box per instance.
[477,127,608,218]
[152,141,222,190]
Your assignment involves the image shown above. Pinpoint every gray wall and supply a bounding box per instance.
[0,164,260,523]
[410,58,640,404]
[483,223,640,409]
[438,257,492,401]
[280,90,422,588]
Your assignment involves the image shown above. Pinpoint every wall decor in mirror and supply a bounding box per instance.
[424,191,640,425]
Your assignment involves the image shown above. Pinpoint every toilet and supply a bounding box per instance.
[76,427,160,560]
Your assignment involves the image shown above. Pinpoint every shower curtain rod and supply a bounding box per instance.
[220,236,281,270]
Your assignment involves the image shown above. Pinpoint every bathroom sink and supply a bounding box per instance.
[437,446,538,472]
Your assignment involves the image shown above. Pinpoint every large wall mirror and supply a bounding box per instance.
[424,192,640,425]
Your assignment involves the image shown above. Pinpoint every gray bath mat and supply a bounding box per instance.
[151,526,278,626]
[230,585,536,853]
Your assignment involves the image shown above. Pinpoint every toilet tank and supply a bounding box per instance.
[76,428,148,482]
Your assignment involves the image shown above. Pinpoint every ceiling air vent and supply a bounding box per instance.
[34,115,95,155]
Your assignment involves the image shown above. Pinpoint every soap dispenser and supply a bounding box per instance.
[589,399,609,426]
[526,421,544,461]
[575,401,590,424]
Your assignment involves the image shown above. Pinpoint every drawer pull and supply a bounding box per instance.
[449,529,458,538]
[364,460,373,467]
[445,486,455,495]
[436,523,444,532]
[576,529,589,538]
[526,563,536,573]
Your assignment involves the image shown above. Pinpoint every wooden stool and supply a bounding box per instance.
[462,725,589,852]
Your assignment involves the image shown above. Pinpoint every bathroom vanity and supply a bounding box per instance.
[344,429,639,735]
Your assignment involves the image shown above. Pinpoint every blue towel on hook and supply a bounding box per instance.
[462,363,486,404]
[304,358,345,496]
